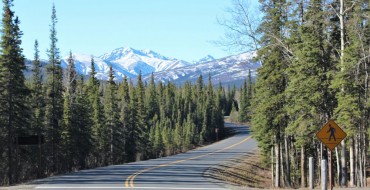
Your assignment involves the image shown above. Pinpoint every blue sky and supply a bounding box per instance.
[8,0,247,62]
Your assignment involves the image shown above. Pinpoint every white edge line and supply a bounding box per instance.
[36,186,227,190]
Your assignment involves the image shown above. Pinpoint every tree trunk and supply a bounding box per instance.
[356,138,359,186]
[280,143,285,187]
[358,141,363,187]
[362,132,367,187]
[335,147,341,186]
[284,135,291,187]
[301,145,306,188]
[341,140,347,186]
[339,0,345,68]
[318,143,323,185]
[271,146,274,186]
[110,124,113,165]
[350,138,355,187]
[275,142,280,188]
[359,134,364,187]
[339,0,347,187]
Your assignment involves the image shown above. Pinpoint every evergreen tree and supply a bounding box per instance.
[251,0,289,187]
[238,79,249,122]
[183,113,195,151]
[127,79,139,161]
[153,115,163,157]
[145,73,159,121]
[285,0,333,186]
[87,57,105,166]
[118,75,130,162]
[104,65,121,164]
[30,40,45,178]
[74,75,92,169]
[44,4,64,173]
[30,40,44,134]
[61,52,77,171]
[173,112,182,152]
[0,0,30,184]
[247,69,252,100]
[136,72,148,159]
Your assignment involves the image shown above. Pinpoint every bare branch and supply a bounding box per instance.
[328,3,340,18]
[265,32,294,57]
[216,0,261,53]
[343,1,356,14]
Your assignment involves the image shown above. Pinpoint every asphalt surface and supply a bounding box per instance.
[13,122,258,190]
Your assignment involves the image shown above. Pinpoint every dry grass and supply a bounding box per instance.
[205,149,272,188]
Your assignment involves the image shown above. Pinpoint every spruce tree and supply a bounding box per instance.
[238,79,249,122]
[153,115,163,157]
[135,72,148,159]
[0,0,30,184]
[247,69,252,100]
[145,73,159,121]
[119,75,130,162]
[285,0,332,186]
[74,75,92,169]
[127,79,139,161]
[30,40,45,178]
[30,40,44,134]
[44,4,64,173]
[251,0,289,187]
[61,52,77,171]
[104,65,121,164]
[87,57,105,166]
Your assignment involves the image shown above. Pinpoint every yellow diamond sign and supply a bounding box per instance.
[316,119,347,151]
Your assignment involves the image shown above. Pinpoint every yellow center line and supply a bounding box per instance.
[124,135,252,188]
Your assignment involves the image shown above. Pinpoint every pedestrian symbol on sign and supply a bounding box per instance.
[316,119,346,151]
[327,125,336,141]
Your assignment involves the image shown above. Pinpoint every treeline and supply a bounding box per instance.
[250,0,369,188]
[0,1,233,185]
[228,70,254,124]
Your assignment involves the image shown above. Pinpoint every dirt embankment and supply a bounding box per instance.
[204,149,272,189]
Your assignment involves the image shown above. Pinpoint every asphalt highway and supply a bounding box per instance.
[32,122,257,190]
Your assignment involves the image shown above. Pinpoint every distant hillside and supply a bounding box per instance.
[24,48,260,86]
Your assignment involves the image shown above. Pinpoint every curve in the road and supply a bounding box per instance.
[28,123,256,190]
[124,135,252,188]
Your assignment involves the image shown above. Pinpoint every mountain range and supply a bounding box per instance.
[25,47,260,85]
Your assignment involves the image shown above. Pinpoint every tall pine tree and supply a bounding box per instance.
[0,0,30,184]
[104,65,121,164]
[44,4,64,173]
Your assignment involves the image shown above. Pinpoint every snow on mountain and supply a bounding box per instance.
[57,47,191,80]
[61,53,135,80]
[25,47,260,86]
[98,47,191,76]
[193,55,216,64]
[142,51,260,86]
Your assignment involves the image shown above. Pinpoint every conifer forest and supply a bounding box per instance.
[0,1,238,185]
[0,0,369,188]
[247,0,369,188]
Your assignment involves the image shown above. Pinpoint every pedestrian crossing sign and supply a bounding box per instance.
[316,119,347,151]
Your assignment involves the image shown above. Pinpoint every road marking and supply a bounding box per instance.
[36,186,227,189]
[124,135,252,188]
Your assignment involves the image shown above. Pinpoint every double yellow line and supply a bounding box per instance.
[124,135,252,188]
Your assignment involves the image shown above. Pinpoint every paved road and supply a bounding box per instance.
[28,122,257,190]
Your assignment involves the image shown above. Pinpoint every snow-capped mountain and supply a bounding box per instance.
[25,47,260,86]
[97,47,191,76]
[61,53,135,80]
[193,55,216,64]
[142,51,260,86]
[59,47,191,80]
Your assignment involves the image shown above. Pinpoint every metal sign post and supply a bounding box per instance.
[329,150,332,190]
[316,119,347,190]
[215,128,219,141]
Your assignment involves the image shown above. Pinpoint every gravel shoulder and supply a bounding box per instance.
[204,148,272,189]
